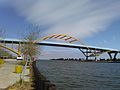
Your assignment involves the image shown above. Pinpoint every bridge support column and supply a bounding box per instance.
[79,48,89,60]
[113,52,118,60]
[95,56,97,61]
[18,42,21,56]
[85,49,89,60]
[79,48,105,61]
[108,52,112,60]
[94,50,97,61]
[108,52,118,60]
[86,56,88,60]
[79,48,88,60]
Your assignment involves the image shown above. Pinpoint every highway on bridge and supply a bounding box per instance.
[0,38,120,60]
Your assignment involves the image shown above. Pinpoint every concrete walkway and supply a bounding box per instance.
[0,60,21,89]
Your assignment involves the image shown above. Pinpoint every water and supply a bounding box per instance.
[36,60,120,90]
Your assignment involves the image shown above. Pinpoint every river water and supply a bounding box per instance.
[36,60,120,90]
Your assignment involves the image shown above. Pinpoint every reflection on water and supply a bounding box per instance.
[36,60,120,90]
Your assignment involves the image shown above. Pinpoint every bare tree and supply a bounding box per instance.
[20,30,41,83]
[21,30,40,60]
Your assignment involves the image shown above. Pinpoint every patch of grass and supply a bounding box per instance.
[0,59,5,65]
[2,79,32,90]
[17,60,26,66]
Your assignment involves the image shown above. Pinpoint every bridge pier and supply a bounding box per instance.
[79,48,88,60]
[86,56,88,60]
[79,48,98,60]
[108,52,118,60]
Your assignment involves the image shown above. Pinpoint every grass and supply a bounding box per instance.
[0,59,5,68]
[0,59,5,65]
[17,60,26,66]
[1,79,33,90]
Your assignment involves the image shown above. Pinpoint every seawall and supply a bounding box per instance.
[32,61,56,90]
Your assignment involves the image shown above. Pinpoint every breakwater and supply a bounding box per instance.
[32,61,56,90]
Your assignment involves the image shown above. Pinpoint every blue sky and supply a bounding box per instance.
[0,0,120,59]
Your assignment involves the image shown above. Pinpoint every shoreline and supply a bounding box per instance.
[1,58,119,89]
[50,59,120,63]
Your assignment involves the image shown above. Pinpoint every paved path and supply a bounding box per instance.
[0,60,21,89]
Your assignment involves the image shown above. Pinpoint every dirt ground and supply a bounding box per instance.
[2,80,33,90]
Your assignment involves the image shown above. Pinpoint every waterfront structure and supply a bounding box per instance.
[0,34,120,60]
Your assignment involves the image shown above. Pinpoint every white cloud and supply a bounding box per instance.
[1,0,120,58]
[11,0,120,39]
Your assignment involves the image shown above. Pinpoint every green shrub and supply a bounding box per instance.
[18,60,26,66]
[0,59,5,64]
[21,60,26,66]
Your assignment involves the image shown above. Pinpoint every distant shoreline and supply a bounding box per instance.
[37,59,120,63]
[49,59,120,63]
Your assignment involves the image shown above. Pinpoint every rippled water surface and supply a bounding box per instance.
[36,60,120,90]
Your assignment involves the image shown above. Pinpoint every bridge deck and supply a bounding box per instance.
[0,38,119,53]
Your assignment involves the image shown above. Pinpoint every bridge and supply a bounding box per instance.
[0,34,120,60]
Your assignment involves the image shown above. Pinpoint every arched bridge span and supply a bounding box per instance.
[0,34,119,60]
[34,34,84,44]
[0,43,21,56]
[0,34,82,57]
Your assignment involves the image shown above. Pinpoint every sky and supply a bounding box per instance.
[0,0,120,59]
